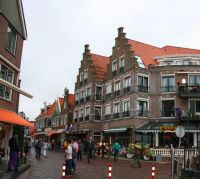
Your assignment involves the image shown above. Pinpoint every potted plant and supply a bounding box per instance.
[143,144,151,160]
[126,143,133,159]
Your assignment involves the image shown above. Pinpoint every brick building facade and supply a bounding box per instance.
[74,27,200,147]
[0,0,32,155]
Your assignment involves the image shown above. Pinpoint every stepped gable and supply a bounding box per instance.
[90,53,109,81]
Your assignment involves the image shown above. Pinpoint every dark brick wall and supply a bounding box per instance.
[0,15,24,112]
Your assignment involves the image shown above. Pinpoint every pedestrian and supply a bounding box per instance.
[35,139,42,159]
[65,139,72,176]
[77,140,83,160]
[112,142,121,162]
[131,141,141,168]
[24,140,29,164]
[101,142,106,158]
[85,136,94,163]
[43,140,48,157]
[71,139,78,172]
[107,144,112,159]
[7,133,19,172]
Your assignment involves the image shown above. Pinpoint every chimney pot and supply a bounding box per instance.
[118,27,124,36]
[84,44,90,53]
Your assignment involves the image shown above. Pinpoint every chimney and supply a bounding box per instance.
[84,44,90,54]
[44,101,47,112]
[118,27,126,38]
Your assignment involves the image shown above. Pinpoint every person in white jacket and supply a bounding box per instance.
[65,139,72,176]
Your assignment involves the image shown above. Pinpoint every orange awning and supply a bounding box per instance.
[0,108,33,127]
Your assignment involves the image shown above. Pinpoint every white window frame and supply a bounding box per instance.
[161,74,175,93]
[123,99,130,112]
[84,69,88,80]
[119,55,125,68]
[113,102,120,113]
[112,60,117,72]
[114,80,120,91]
[124,75,131,88]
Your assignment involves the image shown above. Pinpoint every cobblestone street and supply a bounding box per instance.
[17,149,171,179]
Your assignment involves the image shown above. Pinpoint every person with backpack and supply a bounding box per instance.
[112,142,121,162]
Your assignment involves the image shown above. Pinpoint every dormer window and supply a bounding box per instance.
[7,26,17,54]
[135,56,145,68]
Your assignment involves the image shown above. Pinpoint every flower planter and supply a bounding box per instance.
[127,153,133,159]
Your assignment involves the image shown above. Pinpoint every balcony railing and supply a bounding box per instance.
[86,95,91,101]
[124,86,131,94]
[179,85,200,98]
[113,113,119,119]
[85,115,89,121]
[181,112,200,121]
[104,114,111,120]
[136,110,148,117]
[112,70,116,76]
[79,117,84,122]
[119,66,124,73]
[123,111,130,117]
[161,110,175,117]
[138,85,149,93]
[95,114,101,121]
[161,86,176,93]
[84,78,88,83]
[80,98,85,103]
[114,90,120,97]
[75,100,79,105]
[96,94,102,100]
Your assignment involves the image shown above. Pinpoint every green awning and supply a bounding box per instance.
[104,128,127,133]
[135,122,200,133]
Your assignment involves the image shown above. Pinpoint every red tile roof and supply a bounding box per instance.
[128,39,200,68]
[36,98,64,119]
[90,53,110,81]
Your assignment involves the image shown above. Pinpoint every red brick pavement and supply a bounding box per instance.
[72,157,171,179]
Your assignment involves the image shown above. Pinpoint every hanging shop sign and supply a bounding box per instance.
[160,126,177,132]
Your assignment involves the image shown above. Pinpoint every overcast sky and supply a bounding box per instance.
[19,0,200,120]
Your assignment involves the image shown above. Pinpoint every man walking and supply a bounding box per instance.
[8,133,19,172]
[131,141,141,168]
[85,136,94,163]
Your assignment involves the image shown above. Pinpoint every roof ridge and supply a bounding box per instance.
[162,45,200,51]
[91,53,109,59]
[128,39,161,49]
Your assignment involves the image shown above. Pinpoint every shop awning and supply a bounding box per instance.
[135,122,200,133]
[0,108,33,127]
[104,128,127,133]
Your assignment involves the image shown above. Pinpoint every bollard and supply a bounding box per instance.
[108,163,112,179]
[152,163,155,179]
[62,162,66,179]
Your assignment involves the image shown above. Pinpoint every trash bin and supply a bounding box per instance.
[156,154,162,162]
